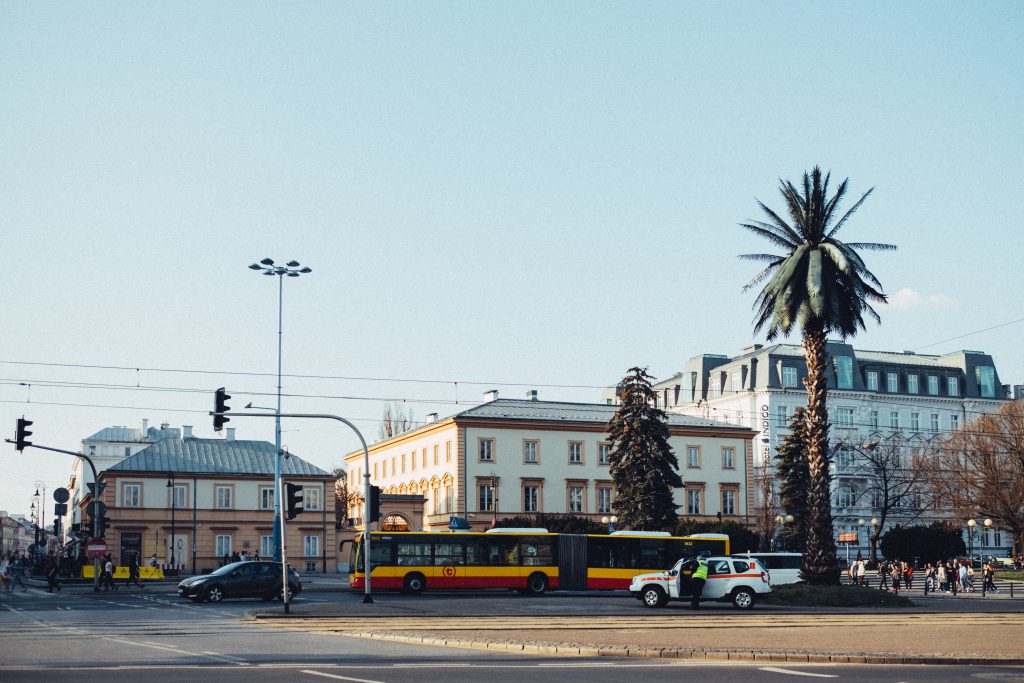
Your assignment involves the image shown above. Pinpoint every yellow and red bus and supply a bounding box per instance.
[349,529,728,594]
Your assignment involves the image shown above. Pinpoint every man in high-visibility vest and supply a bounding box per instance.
[691,554,709,609]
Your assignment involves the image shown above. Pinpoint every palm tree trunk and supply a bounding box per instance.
[801,328,840,584]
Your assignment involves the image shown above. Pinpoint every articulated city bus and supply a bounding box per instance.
[348,529,728,594]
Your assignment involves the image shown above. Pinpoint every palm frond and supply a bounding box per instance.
[844,242,897,251]
[755,201,803,244]
[739,223,799,251]
[742,261,782,291]
[738,253,783,262]
[825,187,874,238]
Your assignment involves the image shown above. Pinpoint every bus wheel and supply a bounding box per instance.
[403,573,426,595]
[525,572,548,595]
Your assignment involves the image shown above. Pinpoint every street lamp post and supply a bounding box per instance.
[249,258,311,561]
[35,481,45,556]
[601,515,618,534]
[870,517,879,566]
[166,473,176,570]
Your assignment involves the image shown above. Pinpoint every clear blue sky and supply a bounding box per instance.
[2,2,1022,516]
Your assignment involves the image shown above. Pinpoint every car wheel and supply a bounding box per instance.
[732,587,756,610]
[278,585,295,601]
[403,573,426,595]
[640,586,667,608]
[525,572,548,596]
[205,586,224,603]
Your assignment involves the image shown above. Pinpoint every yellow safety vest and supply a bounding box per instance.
[693,561,709,580]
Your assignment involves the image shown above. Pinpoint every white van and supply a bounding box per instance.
[732,552,803,585]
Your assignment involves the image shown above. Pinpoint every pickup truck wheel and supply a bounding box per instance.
[641,585,667,608]
[731,587,756,610]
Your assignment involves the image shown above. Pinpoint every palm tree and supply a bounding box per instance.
[740,167,894,584]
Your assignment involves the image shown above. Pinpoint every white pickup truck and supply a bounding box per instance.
[629,556,771,609]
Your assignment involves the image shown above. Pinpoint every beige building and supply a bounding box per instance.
[91,434,336,574]
[345,394,757,531]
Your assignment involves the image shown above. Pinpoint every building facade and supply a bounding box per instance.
[92,434,336,574]
[345,393,757,532]
[631,342,1012,559]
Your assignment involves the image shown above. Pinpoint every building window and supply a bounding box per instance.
[886,372,899,393]
[303,487,321,511]
[721,489,736,516]
[215,535,232,558]
[123,484,141,508]
[889,411,900,430]
[950,414,960,430]
[445,485,453,513]
[479,438,494,462]
[259,487,275,511]
[260,535,274,558]
[869,410,879,429]
[834,356,854,389]
[781,366,798,388]
[910,413,920,432]
[433,445,439,466]
[524,486,539,513]
[687,489,701,515]
[722,447,735,469]
[777,404,788,427]
[907,374,919,394]
[568,441,583,464]
[948,376,960,397]
[929,413,939,432]
[598,442,610,465]
[976,366,995,398]
[523,440,539,464]
[391,457,396,474]
[836,446,855,469]
[567,486,584,513]
[866,370,879,391]
[446,441,452,463]
[837,407,854,428]
[432,486,440,514]
[686,446,701,468]
[422,448,427,469]
[836,486,858,508]
[597,486,612,514]
[215,485,233,510]
[303,535,319,557]
[478,484,494,512]
[928,375,939,395]
[373,463,378,480]
[401,454,406,473]
[731,372,743,392]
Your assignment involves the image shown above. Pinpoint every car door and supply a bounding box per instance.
[675,559,696,597]
[230,562,260,597]
[703,559,732,599]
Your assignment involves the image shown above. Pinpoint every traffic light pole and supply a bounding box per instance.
[279,469,291,613]
[4,441,103,592]
[210,410,375,604]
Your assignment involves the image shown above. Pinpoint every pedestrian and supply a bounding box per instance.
[984,561,998,593]
[890,562,901,595]
[924,563,935,595]
[125,553,144,588]
[936,561,947,592]
[691,554,709,610]
[101,554,118,591]
[11,554,28,592]
[949,561,959,596]
[1,553,12,592]
[150,553,158,568]
[877,561,890,591]
[958,560,969,594]
[965,562,975,592]
[903,561,913,591]
[222,553,230,567]
[45,557,60,593]
[254,551,261,562]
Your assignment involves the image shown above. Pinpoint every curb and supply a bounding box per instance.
[333,631,1024,666]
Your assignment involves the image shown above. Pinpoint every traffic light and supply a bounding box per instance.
[53,520,60,536]
[369,485,382,523]
[213,387,231,432]
[14,417,33,451]
[285,483,304,520]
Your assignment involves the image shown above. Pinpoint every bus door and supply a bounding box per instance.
[518,537,556,588]
[431,542,466,588]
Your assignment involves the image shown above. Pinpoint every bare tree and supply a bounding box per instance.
[378,401,415,440]
[923,401,1024,557]
[839,438,932,563]
[332,467,350,527]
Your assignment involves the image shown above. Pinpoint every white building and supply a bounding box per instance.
[345,392,757,532]
[622,342,1013,559]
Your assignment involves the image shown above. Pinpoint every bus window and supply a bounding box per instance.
[369,542,394,568]
[519,538,553,566]
[396,541,430,566]
[638,540,664,568]
[433,542,465,566]
[487,539,518,566]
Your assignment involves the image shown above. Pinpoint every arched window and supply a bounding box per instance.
[380,514,409,532]
[836,486,858,508]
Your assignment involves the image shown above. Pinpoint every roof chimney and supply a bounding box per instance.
[225,427,236,441]
[426,412,438,422]
[483,389,499,403]
[182,425,193,439]
[141,418,148,435]
[526,389,538,401]
[160,423,169,430]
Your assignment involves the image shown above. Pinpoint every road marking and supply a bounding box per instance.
[759,667,838,678]
[302,670,387,683]
[101,636,250,666]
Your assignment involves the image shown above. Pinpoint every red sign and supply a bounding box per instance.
[838,533,858,543]
[86,539,108,558]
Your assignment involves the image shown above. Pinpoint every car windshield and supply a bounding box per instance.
[210,562,247,576]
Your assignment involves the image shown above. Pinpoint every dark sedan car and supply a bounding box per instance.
[178,561,302,603]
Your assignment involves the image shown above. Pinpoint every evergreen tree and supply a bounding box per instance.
[775,406,812,553]
[607,367,683,531]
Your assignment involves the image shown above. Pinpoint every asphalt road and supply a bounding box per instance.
[0,583,1022,682]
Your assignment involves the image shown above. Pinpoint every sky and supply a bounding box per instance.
[2,2,1022,518]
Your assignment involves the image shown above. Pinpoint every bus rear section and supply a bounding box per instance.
[583,532,731,590]
[348,531,559,594]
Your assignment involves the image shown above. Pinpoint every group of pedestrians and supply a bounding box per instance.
[922,559,999,595]
[99,552,145,591]
[0,553,29,592]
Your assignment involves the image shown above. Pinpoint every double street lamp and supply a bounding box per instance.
[967,517,993,595]
[601,515,618,534]
[774,514,793,550]
[248,258,311,561]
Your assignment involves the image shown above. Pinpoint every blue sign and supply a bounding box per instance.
[448,516,470,530]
